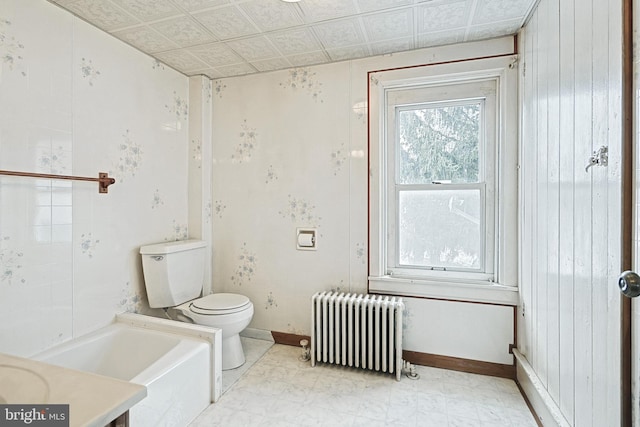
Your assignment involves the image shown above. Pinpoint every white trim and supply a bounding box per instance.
[368,276,518,305]
[513,349,571,427]
[369,55,519,296]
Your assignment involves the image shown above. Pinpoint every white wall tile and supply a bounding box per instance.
[0,0,189,356]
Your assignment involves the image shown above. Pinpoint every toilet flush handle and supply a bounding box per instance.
[151,255,164,261]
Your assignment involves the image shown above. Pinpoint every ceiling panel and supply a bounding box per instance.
[48,0,535,79]
[238,0,303,32]
[150,16,216,47]
[64,0,139,31]
[110,0,180,22]
[361,9,414,42]
[112,25,178,53]
[312,18,367,50]
[225,36,280,61]
[193,6,259,40]
[416,0,471,33]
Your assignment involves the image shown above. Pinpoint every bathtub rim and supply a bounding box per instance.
[115,313,222,403]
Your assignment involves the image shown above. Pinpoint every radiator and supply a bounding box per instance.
[310,291,404,381]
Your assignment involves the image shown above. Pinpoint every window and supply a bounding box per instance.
[369,57,518,304]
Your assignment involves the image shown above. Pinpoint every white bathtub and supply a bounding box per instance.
[34,314,222,427]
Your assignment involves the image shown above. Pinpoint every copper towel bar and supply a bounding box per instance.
[0,170,116,193]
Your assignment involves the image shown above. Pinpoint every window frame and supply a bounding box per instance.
[368,56,519,305]
[387,84,495,280]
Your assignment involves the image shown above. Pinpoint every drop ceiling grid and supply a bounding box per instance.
[47,0,536,78]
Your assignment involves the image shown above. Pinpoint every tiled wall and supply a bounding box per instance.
[0,0,189,357]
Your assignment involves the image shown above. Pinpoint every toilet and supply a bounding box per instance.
[139,239,254,370]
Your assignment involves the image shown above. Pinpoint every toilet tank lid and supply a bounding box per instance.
[140,239,206,255]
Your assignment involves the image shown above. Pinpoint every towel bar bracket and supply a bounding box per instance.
[0,170,116,194]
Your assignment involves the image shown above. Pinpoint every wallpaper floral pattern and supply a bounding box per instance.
[279,195,322,228]
[0,236,24,286]
[80,233,99,258]
[230,243,257,287]
[39,145,69,174]
[212,61,366,336]
[280,67,323,102]
[118,282,144,314]
[165,91,188,121]
[330,143,348,175]
[167,220,188,241]
[0,0,189,357]
[151,189,164,209]
[214,200,226,219]
[80,57,101,86]
[0,19,26,76]
[191,138,202,168]
[265,165,278,184]
[231,120,258,163]
[112,129,143,181]
[213,79,226,98]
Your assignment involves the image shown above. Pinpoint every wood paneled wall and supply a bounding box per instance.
[518,0,624,424]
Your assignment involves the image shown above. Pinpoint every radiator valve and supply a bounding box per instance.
[403,360,420,380]
[299,339,310,362]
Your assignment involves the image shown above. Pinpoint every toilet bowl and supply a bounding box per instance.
[139,240,254,371]
[177,293,254,370]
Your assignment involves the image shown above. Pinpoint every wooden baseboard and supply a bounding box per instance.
[403,350,516,380]
[271,331,311,347]
[272,331,515,380]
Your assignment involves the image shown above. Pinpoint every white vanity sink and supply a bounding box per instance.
[0,353,146,427]
[0,365,50,404]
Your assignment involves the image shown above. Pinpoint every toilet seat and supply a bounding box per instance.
[189,293,251,315]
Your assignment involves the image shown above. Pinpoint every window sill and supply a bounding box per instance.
[368,276,518,306]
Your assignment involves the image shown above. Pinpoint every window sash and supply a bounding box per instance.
[391,184,486,272]
[384,78,496,281]
[394,98,486,186]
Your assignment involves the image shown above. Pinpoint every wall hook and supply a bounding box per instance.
[585,146,608,172]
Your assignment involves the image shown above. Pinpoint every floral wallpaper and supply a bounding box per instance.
[231,119,258,163]
[212,60,367,336]
[80,233,99,258]
[214,200,226,218]
[166,90,188,121]
[0,18,26,76]
[330,143,348,175]
[213,79,226,98]
[230,243,257,287]
[191,138,202,168]
[80,57,100,86]
[0,0,189,357]
[38,145,69,174]
[280,67,323,102]
[0,236,24,286]
[279,195,322,228]
[167,220,189,241]
[265,165,278,184]
[112,129,143,182]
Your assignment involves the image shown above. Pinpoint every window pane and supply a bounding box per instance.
[398,189,481,270]
[397,102,481,184]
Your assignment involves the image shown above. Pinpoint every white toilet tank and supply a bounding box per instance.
[139,239,207,308]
